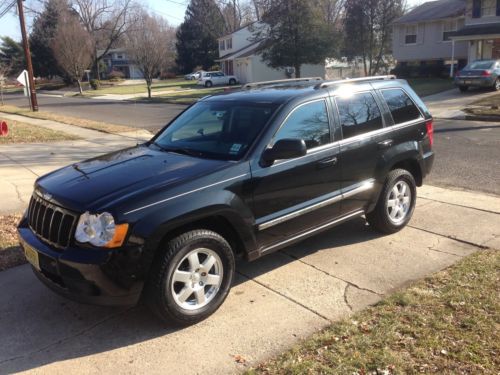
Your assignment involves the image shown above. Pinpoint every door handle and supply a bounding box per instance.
[317,156,338,168]
[378,139,393,149]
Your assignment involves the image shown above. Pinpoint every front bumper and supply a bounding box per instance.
[454,77,495,87]
[18,218,144,307]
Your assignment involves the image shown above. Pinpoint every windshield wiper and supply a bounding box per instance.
[150,142,205,158]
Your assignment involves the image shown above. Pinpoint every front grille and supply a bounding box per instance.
[27,194,78,250]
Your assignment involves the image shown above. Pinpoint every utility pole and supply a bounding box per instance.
[17,0,38,111]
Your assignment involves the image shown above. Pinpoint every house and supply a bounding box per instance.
[392,0,469,76]
[217,23,325,84]
[99,49,143,79]
[449,0,500,74]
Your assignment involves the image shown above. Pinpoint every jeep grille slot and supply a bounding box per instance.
[28,195,77,250]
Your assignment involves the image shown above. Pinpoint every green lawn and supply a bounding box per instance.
[0,214,25,271]
[464,92,500,118]
[406,78,454,97]
[151,86,240,104]
[83,79,198,96]
[247,249,499,374]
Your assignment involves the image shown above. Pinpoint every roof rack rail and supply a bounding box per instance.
[243,77,323,90]
[316,75,396,89]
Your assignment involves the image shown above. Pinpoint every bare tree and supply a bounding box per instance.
[126,12,175,99]
[71,0,139,77]
[52,12,93,94]
[0,61,11,105]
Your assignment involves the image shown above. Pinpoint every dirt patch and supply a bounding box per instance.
[0,120,80,144]
[0,214,26,271]
[464,92,500,118]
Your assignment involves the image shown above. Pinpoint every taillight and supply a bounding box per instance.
[481,70,492,77]
[426,120,434,147]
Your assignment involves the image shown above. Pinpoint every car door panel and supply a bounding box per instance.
[249,99,342,249]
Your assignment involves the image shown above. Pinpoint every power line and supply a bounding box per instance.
[0,0,16,20]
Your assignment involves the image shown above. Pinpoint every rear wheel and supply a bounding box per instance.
[366,169,416,234]
[459,85,469,92]
[144,229,235,326]
[229,78,236,85]
[205,81,213,88]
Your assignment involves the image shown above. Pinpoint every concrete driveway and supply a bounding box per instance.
[1,186,499,374]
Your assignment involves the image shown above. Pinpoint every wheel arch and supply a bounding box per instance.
[390,158,423,187]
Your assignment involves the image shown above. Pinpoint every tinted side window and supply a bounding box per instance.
[274,100,330,150]
[381,89,422,124]
[336,93,383,139]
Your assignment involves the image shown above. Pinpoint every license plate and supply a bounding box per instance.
[21,239,40,270]
[464,80,472,85]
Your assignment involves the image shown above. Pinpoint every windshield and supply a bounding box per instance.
[465,61,495,70]
[153,101,279,160]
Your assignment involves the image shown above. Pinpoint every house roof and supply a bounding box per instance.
[451,23,500,38]
[237,43,263,58]
[218,41,261,61]
[394,0,465,24]
[218,21,258,40]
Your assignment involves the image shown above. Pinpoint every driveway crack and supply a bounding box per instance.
[282,250,383,296]
[236,270,331,323]
[343,284,353,311]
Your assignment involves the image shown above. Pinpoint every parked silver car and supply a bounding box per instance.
[454,59,500,92]
[197,71,238,87]
[184,71,204,81]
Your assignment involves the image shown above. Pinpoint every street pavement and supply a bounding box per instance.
[0,186,498,374]
[2,92,187,132]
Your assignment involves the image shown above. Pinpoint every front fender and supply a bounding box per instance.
[129,189,257,270]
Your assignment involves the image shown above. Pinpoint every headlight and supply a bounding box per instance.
[75,212,128,248]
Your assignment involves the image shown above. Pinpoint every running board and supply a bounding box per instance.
[260,210,365,255]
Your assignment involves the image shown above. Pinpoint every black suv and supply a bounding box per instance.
[18,76,434,325]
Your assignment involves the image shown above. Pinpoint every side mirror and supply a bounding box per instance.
[261,138,307,166]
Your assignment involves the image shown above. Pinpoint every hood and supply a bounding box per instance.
[36,145,229,212]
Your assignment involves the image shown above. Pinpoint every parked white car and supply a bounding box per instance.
[197,71,238,87]
[184,71,204,81]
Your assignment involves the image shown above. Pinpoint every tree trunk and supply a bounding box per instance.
[294,64,301,78]
[147,79,152,98]
[77,79,83,95]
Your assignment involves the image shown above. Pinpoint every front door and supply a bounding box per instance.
[250,99,342,249]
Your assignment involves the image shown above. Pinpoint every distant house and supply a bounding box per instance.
[217,23,325,84]
[99,49,143,79]
[392,0,469,75]
[449,0,500,74]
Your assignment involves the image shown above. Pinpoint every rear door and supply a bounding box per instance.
[334,89,388,214]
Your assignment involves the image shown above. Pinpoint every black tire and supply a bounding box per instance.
[229,78,236,85]
[366,169,417,234]
[205,81,213,88]
[459,85,469,92]
[494,78,500,91]
[144,229,235,326]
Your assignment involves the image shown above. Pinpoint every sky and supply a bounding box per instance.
[0,0,424,41]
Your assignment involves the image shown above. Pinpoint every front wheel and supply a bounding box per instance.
[366,169,416,234]
[205,81,213,88]
[494,78,500,91]
[229,78,236,85]
[144,229,235,326]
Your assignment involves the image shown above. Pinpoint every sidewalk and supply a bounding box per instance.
[0,185,498,374]
[0,112,152,214]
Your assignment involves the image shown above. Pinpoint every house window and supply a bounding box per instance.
[497,0,500,16]
[405,25,417,44]
[117,55,123,59]
[443,20,457,41]
[219,40,225,51]
[482,0,495,16]
[226,38,232,49]
[472,0,481,17]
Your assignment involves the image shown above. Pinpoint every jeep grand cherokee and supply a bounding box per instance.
[18,76,434,325]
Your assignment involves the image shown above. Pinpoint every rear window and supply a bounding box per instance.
[336,92,383,139]
[466,61,495,70]
[381,89,422,125]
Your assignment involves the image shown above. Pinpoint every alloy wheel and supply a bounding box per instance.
[386,181,411,224]
[170,248,223,310]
